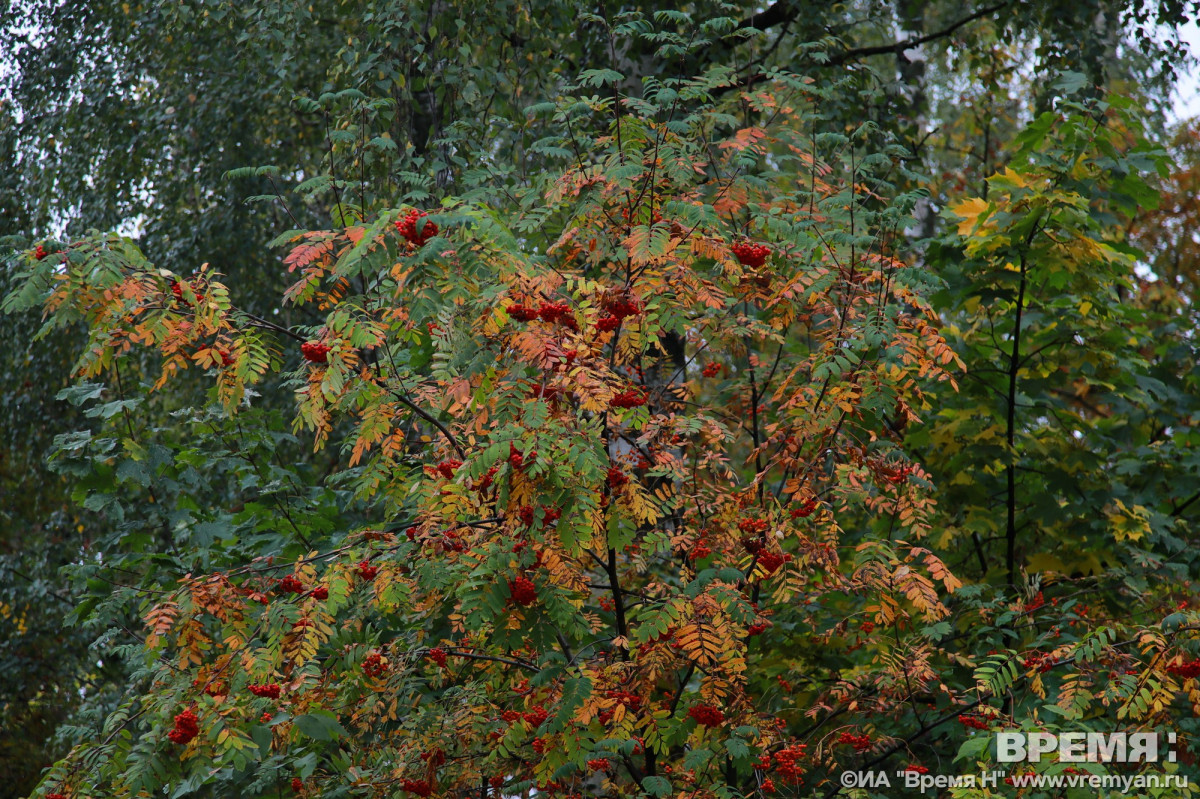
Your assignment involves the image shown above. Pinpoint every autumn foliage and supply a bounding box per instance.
[7,17,1200,799]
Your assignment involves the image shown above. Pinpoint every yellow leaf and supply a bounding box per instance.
[949,197,989,236]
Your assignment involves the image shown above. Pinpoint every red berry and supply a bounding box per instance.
[606,466,628,490]
[506,303,539,322]
[362,651,388,678]
[609,389,647,409]
[291,777,304,792]
[687,704,724,727]
[400,779,432,797]
[309,586,328,600]
[248,683,282,699]
[508,576,537,606]
[588,758,609,772]
[167,708,200,744]
[395,210,438,246]
[300,341,330,363]
[731,241,771,268]
[426,647,448,667]
[357,561,378,581]
[276,575,305,594]
[701,362,720,377]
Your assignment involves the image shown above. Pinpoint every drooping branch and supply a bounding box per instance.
[819,2,1011,67]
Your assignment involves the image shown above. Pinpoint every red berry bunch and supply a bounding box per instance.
[400,778,433,797]
[291,777,304,792]
[395,210,438,246]
[489,776,505,789]
[747,621,771,636]
[357,561,378,581]
[46,793,66,799]
[773,744,807,781]
[531,737,547,753]
[507,442,534,469]
[426,647,448,667]
[687,704,725,727]
[609,389,647,409]
[518,505,536,526]
[362,651,388,678]
[837,731,872,752]
[860,621,875,634]
[260,712,273,723]
[1023,651,1054,674]
[738,518,769,536]
[732,241,771,267]
[790,498,819,518]
[701,362,721,378]
[435,459,462,479]
[34,245,48,261]
[309,586,328,600]
[167,708,199,744]
[248,683,282,699]
[292,618,314,630]
[475,465,500,492]
[508,576,537,606]
[587,758,610,772]
[606,466,628,490]
[757,551,788,575]
[761,778,776,793]
[1167,657,1200,679]
[537,301,573,324]
[506,303,540,322]
[1024,591,1045,612]
[601,297,642,321]
[596,315,621,332]
[300,341,330,363]
[277,575,305,593]
[958,714,989,730]
[217,349,234,367]
[522,705,548,726]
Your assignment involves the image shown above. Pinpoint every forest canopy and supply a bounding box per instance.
[3,1,1200,798]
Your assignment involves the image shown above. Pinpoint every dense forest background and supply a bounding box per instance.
[3,1,1200,797]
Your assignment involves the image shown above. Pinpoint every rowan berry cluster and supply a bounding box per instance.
[426,647,448,667]
[167,708,199,744]
[904,764,930,774]
[606,466,628,490]
[772,744,807,781]
[291,777,304,792]
[757,551,789,574]
[1167,657,1200,679]
[747,621,771,636]
[732,241,771,267]
[435,459,461,479]
[537,301,576,329]
[701,362,720,377]
[400,778,432,796]
[277,575,304,593]
[508,576,537,606]
[309,586,328,600]
[1023,651,1054,673]
[300,341,330,363]
[790,498,819,518]
[609,389,647,409]
[506,303,540,321]
[362,652,388,678]
[837,731,871,752]
[357,561,378,581]
[958,714,989,730]
[587,758,609,772]
[248,683,282,699]
[395,209,438,246]
[687,704,725,727]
